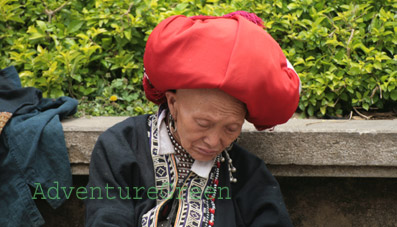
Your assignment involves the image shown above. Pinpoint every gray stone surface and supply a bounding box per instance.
[62,117,397,177]
[279,177,397,227]
[268,165,397,178]
[240,119,397,165]
[62,117,128,172]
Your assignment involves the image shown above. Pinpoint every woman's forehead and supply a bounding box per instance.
[176,89,240,105]
[176,89,246,118]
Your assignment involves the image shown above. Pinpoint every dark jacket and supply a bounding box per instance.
[85,114,293,227]
[0,66,78,227]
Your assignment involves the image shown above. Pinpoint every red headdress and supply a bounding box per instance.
[143,11,300,130]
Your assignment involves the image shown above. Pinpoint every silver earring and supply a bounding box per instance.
[168,112,177,133]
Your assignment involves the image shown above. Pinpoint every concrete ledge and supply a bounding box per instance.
[62,117,397,177]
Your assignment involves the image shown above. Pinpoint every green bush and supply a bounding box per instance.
[1,0,396,117]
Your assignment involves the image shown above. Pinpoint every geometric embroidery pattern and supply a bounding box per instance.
[142,114,217,227]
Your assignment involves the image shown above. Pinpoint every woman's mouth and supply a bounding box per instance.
[195,147,218,156]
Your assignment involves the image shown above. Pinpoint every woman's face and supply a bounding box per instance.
[166,89,246,161]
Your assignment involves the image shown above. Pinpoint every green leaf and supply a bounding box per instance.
[340,93,348,101]
[391,90,397,101]
[287,3,298,10]
[37,45,44,53]
[29,32,46,40]
[124,30,132,41]
[27,26,46,40]
[315,78,325,84]
[362,103,369,111]
[356,92,362,99]
[349,67,361,75]
[373,62,382,70]
[325,93,335,101]
[71,74,82,82]
[307,105,314,116]
[51,89,65,98]
[68,20,84,34]
[36,20,47,32]
[76,33,89,40]
[334,50,344,63]
[320,106,327,115]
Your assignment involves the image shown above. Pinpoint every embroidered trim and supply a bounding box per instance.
[166,123,194,185]
[0,112,12,135]
[142,114,220,227]
[142,115,177,227]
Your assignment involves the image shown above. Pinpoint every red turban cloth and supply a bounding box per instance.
[143,12,301,130]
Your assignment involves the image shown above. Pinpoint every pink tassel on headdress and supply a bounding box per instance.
[222,11,265,28]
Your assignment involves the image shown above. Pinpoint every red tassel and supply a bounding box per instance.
[142,73,166,105]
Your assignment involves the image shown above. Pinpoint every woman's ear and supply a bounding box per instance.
[165,91,177,117]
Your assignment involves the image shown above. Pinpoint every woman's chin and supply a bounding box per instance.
[189,148,218,161]
[193,155,215,162]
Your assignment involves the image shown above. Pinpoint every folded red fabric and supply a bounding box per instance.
[143,12,300,130]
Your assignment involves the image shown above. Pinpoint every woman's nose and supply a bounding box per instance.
[203,129,224,149]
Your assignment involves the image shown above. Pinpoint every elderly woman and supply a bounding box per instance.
[85,11,300,227]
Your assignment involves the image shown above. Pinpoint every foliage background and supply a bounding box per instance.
[1,0,396,117]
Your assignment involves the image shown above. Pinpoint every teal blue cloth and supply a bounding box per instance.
[0,66,78,226]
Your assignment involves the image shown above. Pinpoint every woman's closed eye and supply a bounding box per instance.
[226,125,240,133]
[196,119,211,128]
